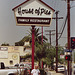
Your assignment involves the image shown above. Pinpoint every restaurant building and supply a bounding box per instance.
[0,42,31,66]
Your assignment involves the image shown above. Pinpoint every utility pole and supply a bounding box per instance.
[52,11,63,73]
[62,0,70,75]
[62,0,75,74]
[67,0,70,49]
[45,30,55,45]
[67,0,70,75]
[67,0,75,75]
[56,11,59,73]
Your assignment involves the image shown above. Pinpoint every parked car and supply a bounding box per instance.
[0,62,26,75]
[73,64,75,74]
[57,65,65,72]
[14,63,31,69]
[14,63,31,75]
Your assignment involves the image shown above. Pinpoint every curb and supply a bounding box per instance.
[48,71,64,75]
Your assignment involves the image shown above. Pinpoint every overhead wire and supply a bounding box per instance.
[48,0,57,46]
[58,15,67,40]
[44,0,67,45]
[51,15,67,44]
[50,0,67,45]
[57,0,74,40]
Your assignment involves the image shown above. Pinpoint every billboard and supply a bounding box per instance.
[12,0,54,26]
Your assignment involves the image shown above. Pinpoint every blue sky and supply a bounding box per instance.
[0,0,75,46]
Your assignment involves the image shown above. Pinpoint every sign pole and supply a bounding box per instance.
[67,0,70,75]
[12,0,55,70]
[41,26,43,68]
[32,26,35,69]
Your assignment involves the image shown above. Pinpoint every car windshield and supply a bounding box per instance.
[24,64,30,67]
[74,66,75,68]
[20,64,24,66]
[9,66,19,69]
[58,66,64,68]
[15,64,19,67]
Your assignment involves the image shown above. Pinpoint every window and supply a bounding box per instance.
[10,60,13,65]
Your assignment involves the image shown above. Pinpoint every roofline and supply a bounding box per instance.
[40,0,55,11]
[12,0,29,10]
[12,0,55,11]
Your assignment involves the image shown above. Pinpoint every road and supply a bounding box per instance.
[47,71,64,75]
[47,70,74,75]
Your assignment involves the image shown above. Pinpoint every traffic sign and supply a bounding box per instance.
[65,49,72,52]
[65,49,72,55]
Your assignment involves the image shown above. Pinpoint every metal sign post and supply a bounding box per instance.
[72,50,74,75]
[32,26,35,69]
[65,49,72,75]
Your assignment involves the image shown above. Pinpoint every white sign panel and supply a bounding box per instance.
[60,55,64,59]
[0,47,8,58]
[13,0,54,26]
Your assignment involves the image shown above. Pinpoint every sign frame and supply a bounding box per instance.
[12,0,55,26]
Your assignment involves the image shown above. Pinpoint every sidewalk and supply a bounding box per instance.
[48,71,64,75]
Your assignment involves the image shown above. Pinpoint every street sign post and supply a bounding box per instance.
[65,49,72,55]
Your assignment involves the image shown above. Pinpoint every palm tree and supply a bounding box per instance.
[35,43,47,67]
[1,43,10,46]
[28,27,47,45]
[15,27,47,46]
[15,27,48,67]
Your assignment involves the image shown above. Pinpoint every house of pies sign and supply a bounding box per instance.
[12,0,54,26]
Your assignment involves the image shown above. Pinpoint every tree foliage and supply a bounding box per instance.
[1,43,10,46]
[14,27,64,68]
[43,44,56,67]
[42,43,64,68]
[15,28,47,46]
[35,43,47,60]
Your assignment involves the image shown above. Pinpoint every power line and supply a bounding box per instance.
[45,30,55,45]
[58,15,67,40]
[51,15,67,44]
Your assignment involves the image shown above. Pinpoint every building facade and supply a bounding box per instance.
[0,46,31,66]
